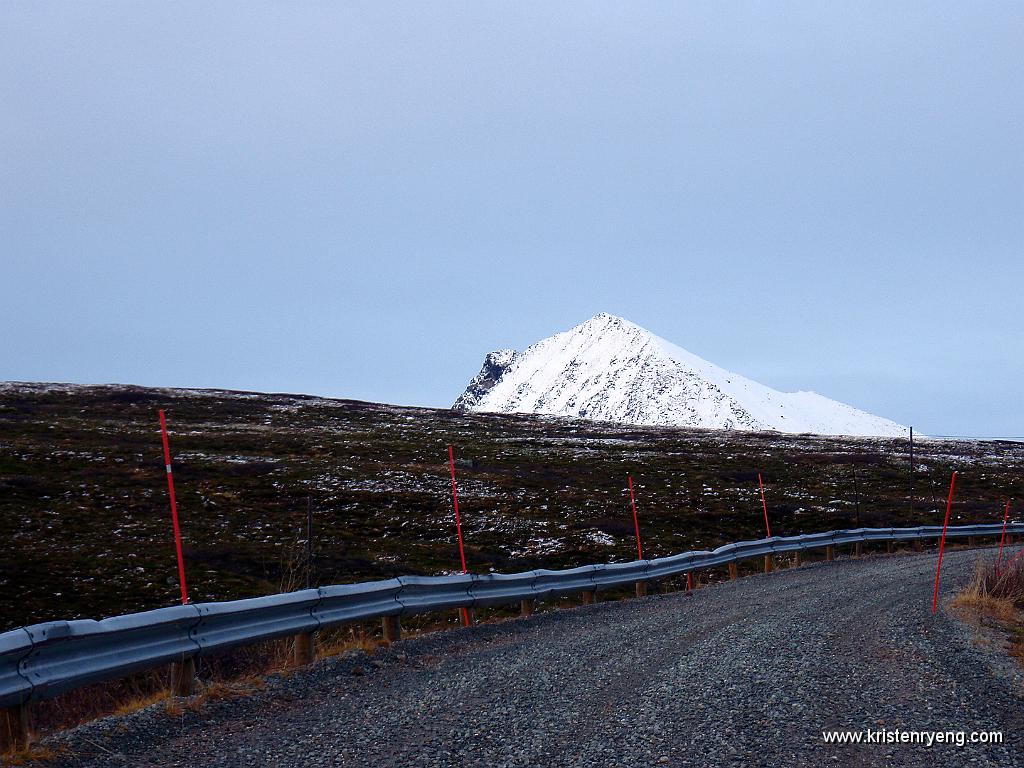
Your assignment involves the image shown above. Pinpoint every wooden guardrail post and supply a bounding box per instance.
[382,615,401,643]
[635,581,648,597]
[1,703,30,753]
[171,656,196,697]
[520,599,534,617]
[854,542,863,557]
[686,573,694,590]
[826,545,834,561]
[792,552,801,568]
[763,556,774,573]
[887,541,894,554]
[968,536,977,548]
[293,632,315,666]
[728,563,738,580]
[913,539,923,551]
[581,590,596,605]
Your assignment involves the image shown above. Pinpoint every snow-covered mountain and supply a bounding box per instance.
[453,313,908,437]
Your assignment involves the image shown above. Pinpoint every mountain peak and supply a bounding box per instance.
[577,312,639,333]
[453,315,908,437]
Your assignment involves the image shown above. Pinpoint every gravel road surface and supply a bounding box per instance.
[48,549,1024,767]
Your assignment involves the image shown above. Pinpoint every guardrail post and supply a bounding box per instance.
[791,552,801,568]
[686,573,694,590]
[382,615,401,643]
[968,536,977,548]
[520,599,534,617]
[854,542,863,557]
[582,590,596,605]
[826,545,834,561]
[1,703,30,753]
[887,541,894,554]
[171,656,196,697]
[635,581,648,597]
[728,563,738,580]
[293,632,315,666]
[913,539,923,551]
[763,555,774,573]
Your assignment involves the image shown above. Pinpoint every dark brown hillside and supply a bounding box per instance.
[0,382,1020,631]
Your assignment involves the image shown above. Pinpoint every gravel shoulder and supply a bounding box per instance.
[45,549,1024,767]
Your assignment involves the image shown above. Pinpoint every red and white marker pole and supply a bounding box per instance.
[758,473,772,538]
[931,471,958,614]
[997,500,1011,573]
[448,446,471,627]
[1002,542,1024,571]
[628,475,643,561]
[159,410,189,605]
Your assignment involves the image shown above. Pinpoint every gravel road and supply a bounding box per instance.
[48,549,1024,767]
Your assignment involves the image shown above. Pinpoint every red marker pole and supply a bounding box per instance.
[628,475,643,560]
[159,410,189,605]
[997,500,1011,573]
[448,446,471,627]
[1003,543,1024,571]
[758,473,772,538]
[931,471,958,614]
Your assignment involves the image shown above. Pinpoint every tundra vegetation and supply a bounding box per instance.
[2,383,1019,634]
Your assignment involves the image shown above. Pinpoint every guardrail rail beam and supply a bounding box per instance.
[2,522,1019,724]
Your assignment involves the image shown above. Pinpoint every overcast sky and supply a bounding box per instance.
[2,2,1021,436]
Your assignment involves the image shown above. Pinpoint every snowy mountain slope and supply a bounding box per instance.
[453,313,909,437]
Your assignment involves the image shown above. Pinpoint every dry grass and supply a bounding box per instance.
[1,743,65,766]
[111,689,169,717]
[951,554,1024,635]
[23,630,313,748]
[162,675,266,717]
[316,626,381,659]
[29,668,170,737]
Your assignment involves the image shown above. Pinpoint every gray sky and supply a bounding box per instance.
[2,2,1021,436]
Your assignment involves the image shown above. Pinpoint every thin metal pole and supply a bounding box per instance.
[909,426,915,517]
[853,465,861,528]
[448,446,471,627]
[158,410,189,605]
[306,496,313,590]
[932,471,958,614]
[628,475,643,560]
[997,500,1010,572]
[758,473,772,537]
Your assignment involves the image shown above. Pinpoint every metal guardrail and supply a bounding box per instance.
[1,523,1020,710]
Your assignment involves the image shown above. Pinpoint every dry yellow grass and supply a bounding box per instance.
[1,743,64,766]
[111,690,169,717]
[162,698,184,718]
[160,675,267,717]
[950,591,1020,624]
[316,627,381,659]
[951,556,1024,661]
